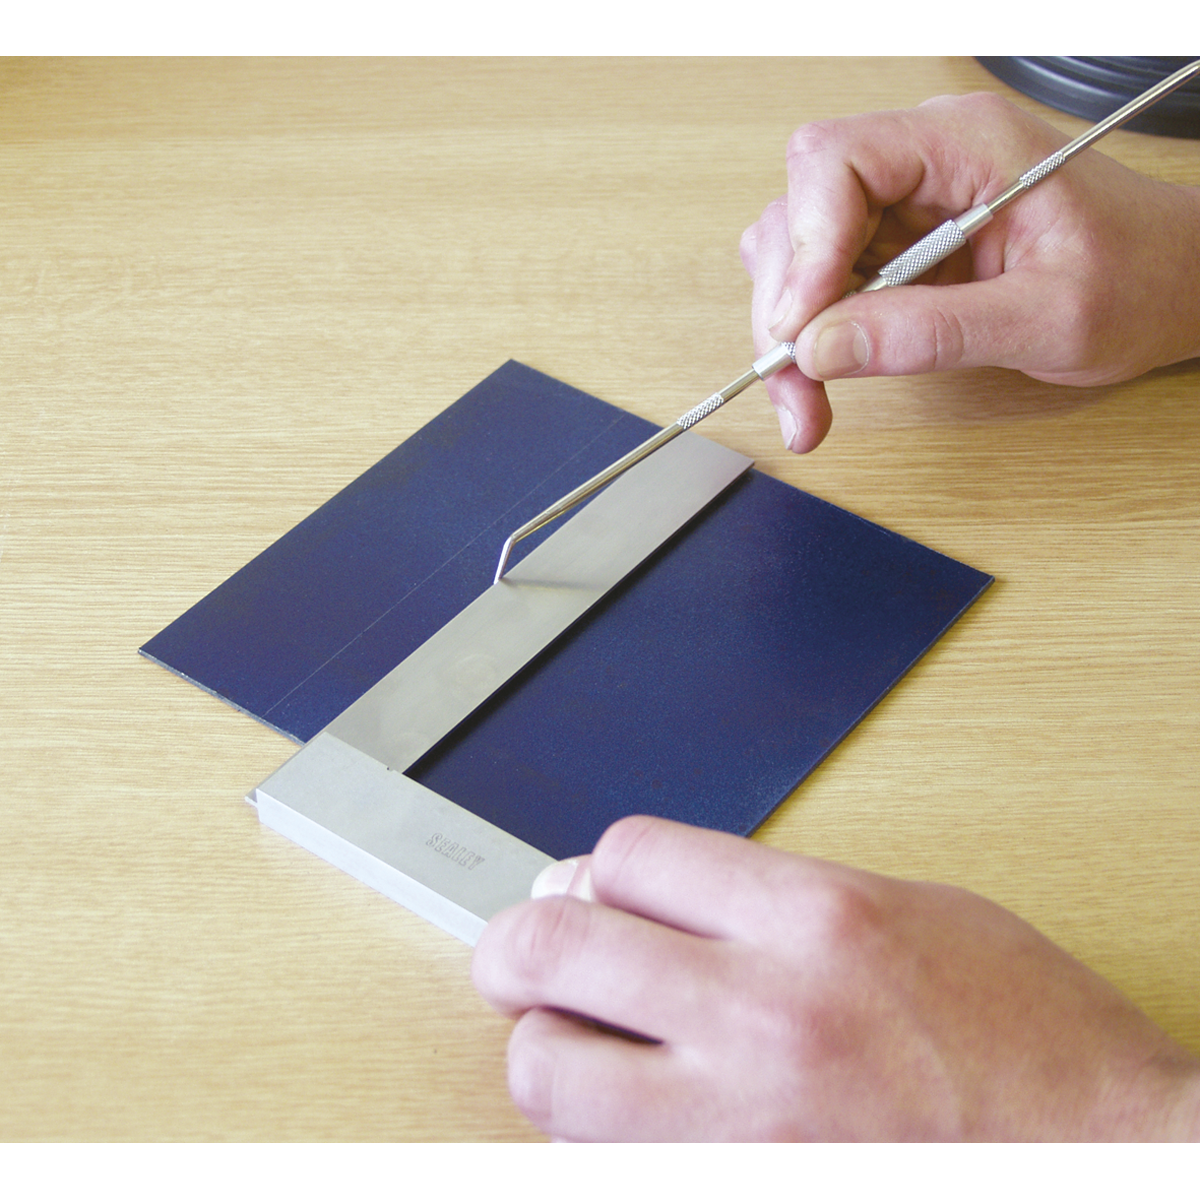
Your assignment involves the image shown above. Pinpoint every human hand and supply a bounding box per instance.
[742,92,1200,453]
[472,815,1200,1141]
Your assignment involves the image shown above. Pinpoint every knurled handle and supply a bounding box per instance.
[858,203,992,293]
[869,218,967,289]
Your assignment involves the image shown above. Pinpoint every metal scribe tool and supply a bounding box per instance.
[494,58,1200,584]
[492,339,794,584]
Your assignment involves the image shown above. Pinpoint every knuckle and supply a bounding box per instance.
[801,874,886,949]
[915,92,1043,167]
[755,195,788,231]
[927,305,967,371]
[785,119,843,168]
[956,90,1011,122]
[914,91,960,119]
[882,302,966,374]
[737,878,888,1069]
[505,897,591,991]
[591,813,660,891]
[918,90,1007,127]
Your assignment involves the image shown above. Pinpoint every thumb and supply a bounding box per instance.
[794,275,1044,381]
[531,855,595,901]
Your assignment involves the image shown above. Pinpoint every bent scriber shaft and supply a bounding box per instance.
[493,58,1200,584]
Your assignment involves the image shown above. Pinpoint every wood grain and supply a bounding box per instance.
[2,57,1197,1140]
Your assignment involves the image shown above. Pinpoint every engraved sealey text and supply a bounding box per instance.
[426,832,485,871]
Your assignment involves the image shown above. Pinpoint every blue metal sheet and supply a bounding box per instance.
[142,360,992,860]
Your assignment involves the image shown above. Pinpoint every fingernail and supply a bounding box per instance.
[531,858,579,898]
[777,406,798,451]
[531,858,595,901]
[768,288,793,332]
[812,321,869,379]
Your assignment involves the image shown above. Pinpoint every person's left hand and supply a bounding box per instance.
[472,815,1200,1141]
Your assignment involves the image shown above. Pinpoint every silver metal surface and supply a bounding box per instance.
[861,217,968,291]
[253,430,753,942]
[342,430,751,767]
[494,343,793,581]
[858,203,993,292]
[954,202,994,236]
[254,733,554,945]
[677,390,732,430]
[751,340,798,378]
[1018,150,1068,190]
[493,422,682,584]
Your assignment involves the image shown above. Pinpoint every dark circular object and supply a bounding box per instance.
[976,57,1200,139]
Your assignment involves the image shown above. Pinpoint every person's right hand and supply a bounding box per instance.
[472,816,1200,1142]
[741,92,1200,454]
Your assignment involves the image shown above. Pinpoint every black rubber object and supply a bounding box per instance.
[977,57,1200,139]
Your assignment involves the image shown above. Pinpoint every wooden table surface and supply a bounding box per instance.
[2,57,1197,1141]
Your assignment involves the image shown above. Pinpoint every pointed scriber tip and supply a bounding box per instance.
[493,535,515,585]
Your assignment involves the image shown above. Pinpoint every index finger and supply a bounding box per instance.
[771,110,925,339]
[587,815,855,947]
[472,893,732,1045]
[772,97,1027,340]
